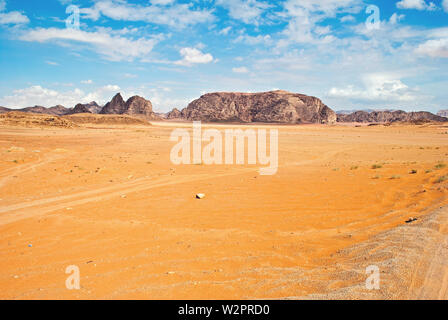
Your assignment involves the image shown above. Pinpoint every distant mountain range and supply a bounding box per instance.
[0,93,158,120]
[337,110,447,123]
[1,92,447,124]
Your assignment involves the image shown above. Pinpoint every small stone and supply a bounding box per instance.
[405,217,418,224]
[28,244,32,247]
[196,193,205,199]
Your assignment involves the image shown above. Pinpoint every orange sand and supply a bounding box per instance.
[0,122,447,299]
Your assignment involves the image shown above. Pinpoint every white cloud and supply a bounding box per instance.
[19,27,160,62]
[340,15,356,23]
[216,0,271,25]
[45,61,59,66]
[81,79,93,84]
[150,0,175,5]
[232,66,249,73]
[0,11,29,25]
[0,85,121,108]
[278,0,361,46]
[389,13,405,24]
[0,0,5,11]
[219,26,232,35]
[443,0,448,12]
[415,38,448,58]
[234,33,272,45]
[174,47,214,66]
[396,0,437,11]
[80,0,213,29]
[328,73,421,102]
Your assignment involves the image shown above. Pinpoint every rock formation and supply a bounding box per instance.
[100,93,127,115]
[100,93,157,119]
[337,110,447,123]
[179,90,337,124]
[0,105,69,116]
[166,108,182,119]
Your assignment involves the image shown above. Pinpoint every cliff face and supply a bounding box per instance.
[100,93,127,115]
[100,93,157,119]
[180,90,337,124]
[337,110,448,123]
[166,108,182,119]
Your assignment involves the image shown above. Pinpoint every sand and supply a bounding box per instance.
[0,121,447,299]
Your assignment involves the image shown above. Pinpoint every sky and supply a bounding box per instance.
[0,0,447,113]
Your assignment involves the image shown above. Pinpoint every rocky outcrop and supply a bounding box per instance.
[0,105,70,116]
[166,108,182,119]
[100,93,157,119]
[100,93,127,115]
[0,112,78,128]
[337,110,447,123]
[437,110,448,118]
[179,90,337,124]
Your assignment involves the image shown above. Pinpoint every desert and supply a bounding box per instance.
[0,112,447,299]
[1,0,448,304]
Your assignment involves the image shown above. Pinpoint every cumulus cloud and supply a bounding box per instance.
[19,27,160,61]
[278,0,361,46]
[0,1,29,25]
[328,73,421,103]
[415,38,448,58]
[174,47,214,66]
[396,0,437,11]
[0,85,121,108]
[216,0,271,25]
[80,0,213,29]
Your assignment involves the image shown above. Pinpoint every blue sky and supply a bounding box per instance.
[0,0,447,113]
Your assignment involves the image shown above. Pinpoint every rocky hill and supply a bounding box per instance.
[0,105,70,116]
[178,90,337,124]
[437,110,448,118]
[100,93,158,120]
[0,111,78,128]
[166,108,182,119]
[337,110,447,123]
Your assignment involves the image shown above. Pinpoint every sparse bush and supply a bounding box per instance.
[390,175,401,180]
[372,164,383,169]
[436,176,447,183]
[435,163,446,170]
[350,166,358,170]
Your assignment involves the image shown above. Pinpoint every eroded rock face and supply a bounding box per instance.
[166,108,182,119]
[337,110,448,123]
[100,93,127,115]
[179,90,337,124]
[100,93,157,119]
[124,96,154,119]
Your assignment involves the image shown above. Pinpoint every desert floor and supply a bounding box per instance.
[0,122,447,299]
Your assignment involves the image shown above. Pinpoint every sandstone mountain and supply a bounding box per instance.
[178,90,337,124]
[337,110,447,123]
[166,108,182,119]
[100,93,158,119]
[437,110,448,118]
[0,105,70,116]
